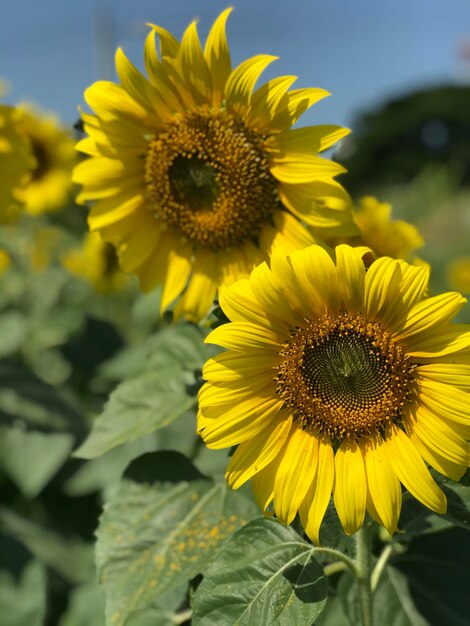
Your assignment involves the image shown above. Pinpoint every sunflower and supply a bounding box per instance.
[198,244,470,543]
[327,196,424,261]
[73,8,356,321]
[16,105,76,215]
[0,104,34,222]
[62,231,128,293]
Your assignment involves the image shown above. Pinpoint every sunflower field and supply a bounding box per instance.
[1,4,470,626]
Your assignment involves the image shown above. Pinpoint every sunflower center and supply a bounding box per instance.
[145,109,278,250]
[30,139,50,181]
[275,312,415,441]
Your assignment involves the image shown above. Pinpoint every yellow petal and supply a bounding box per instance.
[147,24,180,58]
[407,407,468,466]
[246,75,297,131]
[118,210,161,273]
[88,192,145,230]
[270,154,346,184]
[199,396,283,449]
[252,454,283,512]
[225,54,278,115]
[419,379,470,427]
[205,322,281,352]
[416,363,470,390]
[160,247,193,311]
[299,435,334,545]
[269,87,330,131]
[267,125,350,156]
[173,249,219,322]
[226,410,293,489]
[333,439,367,535]
[335,244,365,312]
[203,351,280,383]
[198,377,274,408]
[259,209,317,258]
[203,7,233,106]
[219,279,287,333]
[398,261,430,310]
[277,180,356,234]
[406,325,470,359]
[115,48,169,124]
[384,425,446,514]
[395,292,466,343]
[84,81,149,124]
[288,245,340,315]
[273,425,319,524]
[180,21,212,104]
[405,426,467,482]
[361,436,401,534]
[363,257,404,327]
[248,257,304,327]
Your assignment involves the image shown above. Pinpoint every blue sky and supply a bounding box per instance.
[2,0,470,130]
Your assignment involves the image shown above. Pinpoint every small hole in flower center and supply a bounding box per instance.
[169,155,218,212]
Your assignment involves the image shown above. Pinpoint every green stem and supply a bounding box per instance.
[355,526,374,626]
[172,608,192,624]
[371,543,393,592]
[312,546,358,575]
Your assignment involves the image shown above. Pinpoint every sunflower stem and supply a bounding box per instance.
[370,542,393,592]
[312,547,358,575]
[355,525,374,626]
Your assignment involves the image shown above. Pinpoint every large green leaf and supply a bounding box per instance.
[0,560,46,626]
[75,325,212,459]
[96,451,258,626]
[0,425,73,497]
[192,518,328,626]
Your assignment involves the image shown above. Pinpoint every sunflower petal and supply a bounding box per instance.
[225,54,278,115]
[361,436,401,534]
[333,439,367,535]
[273,425,318,524]
[385,425,446,514]
[204,7,232,106]
[298,435,334,545]
[226,410,293,489]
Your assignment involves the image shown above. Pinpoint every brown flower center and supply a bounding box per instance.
[275,312,415,441]
[144,109,278,250]
[30,138,50,181]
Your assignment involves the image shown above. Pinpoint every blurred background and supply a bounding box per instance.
[1,2,470,625]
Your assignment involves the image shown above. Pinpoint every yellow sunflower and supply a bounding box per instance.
[328,196,424,261]
[16,105,76,215]
[0,104,34,222]
[62,231,128,293]
[73,8,356,321]
[198,244,470,543]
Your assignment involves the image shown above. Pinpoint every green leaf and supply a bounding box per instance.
[75,324,213,460]
[394,527,470,626]
[436,470,470,531]
[0,312,26,357]
[0,560,46,626]
[96,451,258,626]
[337,566,428,626]
[58,582,105,626]
[0,508,94,583]
[0,424,73,497]
[192,517,328,626]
